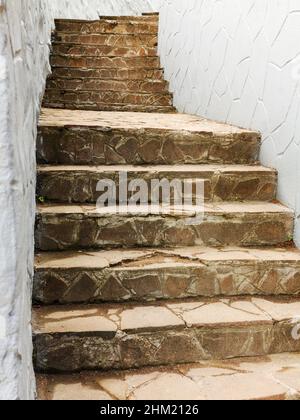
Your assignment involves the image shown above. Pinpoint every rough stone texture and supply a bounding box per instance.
[51,43,158,58]
[34,247,300,304]
[37,109,260,165]
[43,89,173,107]
[54,19,159,35]
[46,78,168,93]
[50,67,164,80]
[32,298,300,372]
[37,164,277,203]
[156,0,300,246]
[54,33,158,47]
[35,202,294,251]
[36,353,300,400]
[43,17,175,113]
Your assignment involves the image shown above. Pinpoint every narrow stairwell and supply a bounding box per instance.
[34,14,300,400]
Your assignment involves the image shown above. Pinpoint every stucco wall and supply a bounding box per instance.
[157,0,300,246]
[0,0,52,400]
[50,0,155,19]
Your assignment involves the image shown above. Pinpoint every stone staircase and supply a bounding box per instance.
[34,14,300,400]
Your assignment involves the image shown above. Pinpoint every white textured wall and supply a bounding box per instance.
[0,0,52,400]
[158,0,300,246]
[50,0,155,19]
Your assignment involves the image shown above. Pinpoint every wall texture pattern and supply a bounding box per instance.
[157,0,300,245]
[50,0,155,19]
[0,0,52,400]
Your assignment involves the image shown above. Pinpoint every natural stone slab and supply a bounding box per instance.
[32,298,300,372]
[36,353,300,400]
[55,33,158,48]
[33,246,300,304]
[49,67,164,81]
[50,55,160,69]
[37,109,260,165]
[43,89,173,107]
[42,103,175,113]
[54,19,159,35]
[46,79,168,94]
[37,164,277,203]
[51,43,158,58]
[35,202,293,251]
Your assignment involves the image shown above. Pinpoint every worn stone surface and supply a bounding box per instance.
[44,15,175,113]
[37,109,260,165]
[46,78,168,93]
[51,43,158,57]
[43,89,173,107]
[54,19,159,34]
[36,353,300,400]
[49,66,164,81]
[50,55,160,69]
[32,298,300,372]
[33,247,300,304]
[54,33,158,47]
[37,164,276,203]
[35,202,293,251]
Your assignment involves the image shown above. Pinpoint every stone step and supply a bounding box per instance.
[46,78,169,94]
[54,33,158,48]
[33,297,300,372]
[36,353,300,400]
[49,67,164,81]
[102,15,159,22]
[54,19,159,35]
[37,109,260,165]
[37,165,277,204]
[43,90,173,107]
[42,102,176,113]
[35,202,293,251]
[51,43,157,57]
[34,246,300,304]
[50,55,160,69]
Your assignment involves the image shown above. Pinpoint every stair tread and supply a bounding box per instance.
[34,246,300,269]
[36,353,300,400]
[39,108,259,137]
[32,296,300,335]
[37,201,292,216]
[37,163,275,174]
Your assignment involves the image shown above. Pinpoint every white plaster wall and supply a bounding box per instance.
[0,0,52,400]
[157,0,300,246]
[50,0,155,19]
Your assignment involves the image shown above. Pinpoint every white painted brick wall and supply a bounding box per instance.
[156,0,300,245]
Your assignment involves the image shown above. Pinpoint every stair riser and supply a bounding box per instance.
[37,170,276,203]
[42,103,175,113]
[33,322,300,372]
[34,262,300,304]
[37,127,260,165]
[35,213,293,251]
[55,21,158,35]
[43,90,173,107]
[55,33,158,47]
[46,79,169,94]
[52,44,157,57]
[50,55,160,69]
[49,67,164,80]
